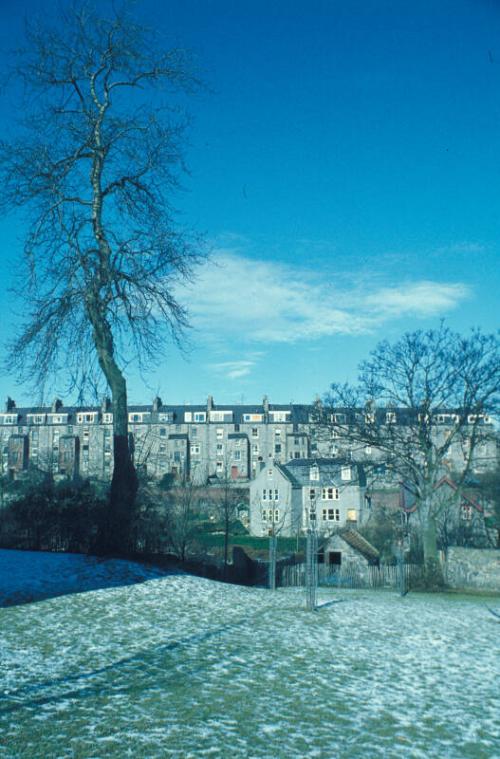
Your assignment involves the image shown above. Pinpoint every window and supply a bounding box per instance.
[268,468,273,477]
[251,427,259,438]
[269,411,290,422]
[274,509,280,522]
[159,443,166,453]
[322,508,340,521]
[160,427,167,437]
[216,443,224,453]
[129,413,142,423]
[274,489,279,501]
[216,428,224,440]
[331,413,346,424]
[294,452,301,459]
[294,437,300,445]
[190,444,200,455]
[158,412,173,422]
[252,444,259,455]
[234,450,241,461]
[261,509,268,521]
[347,509,357,521]
[274,429,281,438]
[28,414,46,424]
[262,489,267,500]
[322,487,339,500]
[173,451,181,463]
[191,426,197,437]
[193,412,206,423]
[216,461,224,473]
[243,413,263,422]
[309,509,316,522]
[341,466,351,481]
[461,504,473,521]
[77,412,96,424]
[365,413,375,424]
[275,444,282,453]
[210,410,233,422]
[364,446,372,456]
[309,488,316,501]
[0,414,17,424]
[385,412,396,424]
[310,466,319,481]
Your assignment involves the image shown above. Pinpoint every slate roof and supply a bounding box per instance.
[281,458,367,488]
[339,529,380,562]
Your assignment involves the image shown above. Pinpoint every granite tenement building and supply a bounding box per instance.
[0,395,497,485]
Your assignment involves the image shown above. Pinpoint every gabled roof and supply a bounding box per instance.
[400,477,483,514]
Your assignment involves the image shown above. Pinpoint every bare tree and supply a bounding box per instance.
[0,4,202,552]
[314,326,500,587]
[164,474,204,562]
[209,459,247,579]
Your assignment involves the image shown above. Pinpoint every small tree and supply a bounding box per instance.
[209,460,247,579]
[0,4,202,553]
[315,326,500,587]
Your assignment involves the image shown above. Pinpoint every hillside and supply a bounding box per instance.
[0,550,498,758]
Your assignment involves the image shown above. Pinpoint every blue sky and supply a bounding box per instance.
[0,0,499,406]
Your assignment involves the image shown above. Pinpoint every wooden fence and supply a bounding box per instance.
[280,562,426,590]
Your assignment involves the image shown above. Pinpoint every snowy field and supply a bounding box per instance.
[0,550,499,758]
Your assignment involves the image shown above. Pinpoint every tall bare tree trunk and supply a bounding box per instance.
[421,502,444,589]
[88,305,138,554]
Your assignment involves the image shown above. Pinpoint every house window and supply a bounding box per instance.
[190,444,200,455]
[274,509,280,522]
[77,413,96,424]
[461,504,473,521]
[103,413,113,424]
[347,509,357,521]
[173,451,181,463]
[160,427,167,437]
[275,444,281,453]
[294,452,301,458]
[274,489,279,501]
[322,487,339,500]
[216,461,224,473]
[252,444,259,455]
[275,429,281,438]
[309,509,316,522]
[193,412,206,423]
[251,427,259,438]
[216,428,224,440]
[341,466,351,481]
[386,412,396,424]
[262,489,267,500]
[310,466,319,481]
[216,443,224,453]
[309,488,316,501]
[261,510,268,521]
[234,450,241,461]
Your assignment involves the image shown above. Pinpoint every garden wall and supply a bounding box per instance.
[445,548,500,592]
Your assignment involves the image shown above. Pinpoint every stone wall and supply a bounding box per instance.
[445,547,500,592]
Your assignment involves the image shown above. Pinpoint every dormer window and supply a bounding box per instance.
[310,465,319,481]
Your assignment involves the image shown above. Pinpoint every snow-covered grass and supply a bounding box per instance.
[0,550,499,758]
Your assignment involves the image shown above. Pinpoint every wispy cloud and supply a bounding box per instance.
[178,251,471,345]
[209,360,257,380]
